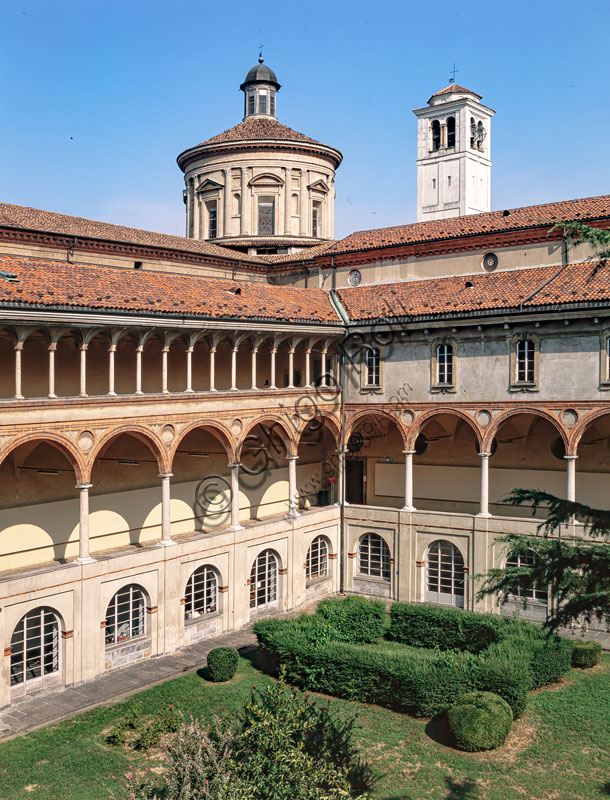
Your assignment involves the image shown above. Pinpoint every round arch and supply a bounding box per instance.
[0,433,85,483]
[296,410,341,447]
[570,409,610,455]
[406,408,483,451]
[344,409,407,450]
[88,426,168,475]
[170,419,236,466]
[484,408,568,453]
[237,415,296,459]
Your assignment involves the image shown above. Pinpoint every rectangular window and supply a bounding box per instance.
[258,197,275,235]
[365,347,380,387]
[606,338,610,381]
[270,91,276,116]
[447,175,452,186]
[207,202,217,239]
[258,89,268,115]
[437,343,453,384]
[516,339,535,383]
[248,91,255,116]
[312,206,319,237]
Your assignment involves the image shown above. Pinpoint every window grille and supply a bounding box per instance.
[506,550,547,603]
[365,347,380,386]
[185,566,218,620]
[105,585,145,646]
[358,533,390,581]
[516,339,535,382]
[426,540,464,607]
[306,537,329,585]
[249,549,278,609]
[258,198,275,235]
[436,343,453,384]
[10,608,59,687]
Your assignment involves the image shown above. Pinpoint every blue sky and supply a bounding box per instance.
[2,0,609,239]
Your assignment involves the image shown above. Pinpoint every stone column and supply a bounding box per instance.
[161,345,170,394]
[223,168,231,237]
[229,463,243,530]
[186,346,194,393]
[478,453,492,518]
[288,347,295,388]
[76,483,95,563]
[242,168,251,236]
[298,169,307,236]
[79,343,88,397]
[14,341,23,399]
[287,455,299,518]
[283,167,290,235]
[251,346,258,390]
[270,347,277,389]
[48,342,57,398]
[402,450,416,511]
[135,345,143,394]
[209,346,217,391]
[305,346,312,387]
[336,448,344,505]
[565,455,577,502]
[230,344,239,391]
[320,348,327,387]
[159,473,175,546]
[107,344,117,396]
[330,178,335,239]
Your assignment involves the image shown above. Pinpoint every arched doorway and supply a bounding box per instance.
[10,607,62,696]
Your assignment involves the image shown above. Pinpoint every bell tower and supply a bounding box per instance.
[413,84,495,222]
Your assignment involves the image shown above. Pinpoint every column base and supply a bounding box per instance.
[285,511,300,520]
[48,393,57,399]
[230,524,244,531]
[185,389,194,394]
[75,556,96,565]
[476,512,492,518]
[401,505,416,512]
[107,391,117,397]
[158,539,177,547]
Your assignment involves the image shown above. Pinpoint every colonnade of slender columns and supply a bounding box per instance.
[48,342,57,398]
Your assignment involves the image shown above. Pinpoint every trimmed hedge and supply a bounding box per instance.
[317,596,388,643]
[389,603,502,653]
[447,691,513,752]
[207,647,239,682]
[572,640,602,669]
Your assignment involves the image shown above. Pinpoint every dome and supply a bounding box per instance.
[240,59,280,91]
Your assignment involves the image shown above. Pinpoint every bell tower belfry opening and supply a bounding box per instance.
[413,83,495,222]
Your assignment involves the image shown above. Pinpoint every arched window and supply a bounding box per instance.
[250,549,278,609]
[470,117,476,148]
[516,339,535,383]
[233,193,241,216]
[105,584,145,646]
[365,347,381,387]
[258,196,275,235]
[505,550,547,603]
[185,566,219,620]
[447,116,456,148]
[10,607,60,689]
[476,121,485,150]
[292,193,299,216]
[431,120,441,151]
[426,540,464,607]
[306,536,329,585]
[358,533,390,581]
[436,343,453,385]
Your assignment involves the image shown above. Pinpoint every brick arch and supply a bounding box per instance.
[295,410,341,447]
[0,432,86,483]
[88,425,169,476]
[484,407,568,453]
[406,407,483,451]
[169,419,236,466]
[237,415,297,459]
[344,408,407,449]
[570,408,610,456]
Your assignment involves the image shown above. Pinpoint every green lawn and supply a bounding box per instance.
[0,655,608,800]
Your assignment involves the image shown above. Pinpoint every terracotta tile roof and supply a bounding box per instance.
[195,117,328,148]
[337,262,610,321]
[430,84,482,100]
[0,203,263,264]
[0,255,340,325]
[324,194,610,257]
[261,241,336,264]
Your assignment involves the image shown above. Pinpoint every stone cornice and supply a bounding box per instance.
[177,138,343,171]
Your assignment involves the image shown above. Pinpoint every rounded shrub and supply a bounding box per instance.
[447,691,513,752]
[571,640,602,669]
[207,646,239,682]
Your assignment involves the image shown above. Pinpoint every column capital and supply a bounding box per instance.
[479,451,492,458]
[228,462,241,469]
[564,454,578,461]
[159,472,173,479]
[76,483,93,490]
[48,341,58,352]
[402,449,416,456]
[79,342,89,351]
[286,455,299,462]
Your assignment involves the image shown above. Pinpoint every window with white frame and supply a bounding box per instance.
[306,536,329,585]
[515,339,535,383]
[365,347,381,387]
[185,566,218,621]
[425,540,464,607]
[505,550,547,603]
[249,549,278,609]
[358,533,390,581]
[258,88,268,115]
[206,201,218,239]
[10,607,60,688]
[312,201,321,237]
[105,584,145,646]
[436,343,453,385]
[247,90,255,116]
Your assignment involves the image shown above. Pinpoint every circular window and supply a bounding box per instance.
[347,269,362,287]
[482,252,499,272]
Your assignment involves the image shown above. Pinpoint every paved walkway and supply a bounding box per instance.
[0,624,257,742]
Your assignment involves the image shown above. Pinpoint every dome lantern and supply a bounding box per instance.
[240,57,280,120]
